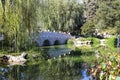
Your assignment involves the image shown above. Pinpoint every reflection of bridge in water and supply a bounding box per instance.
[48,48,72,58]
[37,31,72,46]
[40,46,72,58]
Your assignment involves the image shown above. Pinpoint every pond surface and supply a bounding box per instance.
[40,45,72,58]
[0,45,93,80]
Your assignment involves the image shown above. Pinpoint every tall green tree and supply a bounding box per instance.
[0,0,84,52]
[38,0,84,33]
[95,0,120,29]
[82,0,120,35]
[0,0,40,52]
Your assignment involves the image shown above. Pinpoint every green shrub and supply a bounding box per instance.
[81,20,95,35]
[67,39,74,45]
[89,53,120,80]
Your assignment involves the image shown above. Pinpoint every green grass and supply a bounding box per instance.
[91,37,100,47]
[75,36,117,53]
[106,36,117,52]
[97,36,117,54]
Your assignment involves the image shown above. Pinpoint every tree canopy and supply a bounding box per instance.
[81,0,120,35]
[0,0,84,52]
[38,0,84,32]
[0,0,40,52]
[1,0,120,52]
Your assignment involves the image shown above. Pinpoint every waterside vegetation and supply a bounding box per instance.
[0,0,120,79]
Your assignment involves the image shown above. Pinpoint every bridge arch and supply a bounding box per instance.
[65,40,68,44]
[43,39,51,46]
[54,40,60,45]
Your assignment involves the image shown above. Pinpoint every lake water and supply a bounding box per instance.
[0,45,93,80]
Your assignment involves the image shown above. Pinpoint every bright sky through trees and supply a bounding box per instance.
[77,0,83,3]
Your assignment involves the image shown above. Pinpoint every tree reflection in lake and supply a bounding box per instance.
[0,45,95,80]
[0,60,81,80]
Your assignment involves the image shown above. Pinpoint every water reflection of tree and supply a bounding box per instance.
[0,58,82,80]
[0,65,42,80]
[41,59,81,80]
[0,66,22,80]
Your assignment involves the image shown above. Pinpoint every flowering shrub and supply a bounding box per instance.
[88,53,120,80]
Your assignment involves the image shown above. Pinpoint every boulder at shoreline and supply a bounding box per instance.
[1,52,28,65]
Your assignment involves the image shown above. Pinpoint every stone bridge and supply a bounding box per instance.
[0,35,4,41]
[36,31,72,46]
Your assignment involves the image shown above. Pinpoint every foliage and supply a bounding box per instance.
[106,36,117,51]
[91,37,100,47]
[73,46,94,56]
[38,0,84,32]
[89,53,120,80]
[81,20,95,35]
[77,37,100,47]
[100,27,117,35]
[83,0,98,21]
[0,0,84,52]
[95,0,120,29]
[75,36,117,54]
[67,38,74,45]
[0,0,40,52]
[82,0,120,35]
[77,37,92,41]
[93,36,117,54]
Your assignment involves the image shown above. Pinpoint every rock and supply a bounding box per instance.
[3,52,28,65]
[0,56,8,65]
[21,52,28,59]
[3,55,9,61]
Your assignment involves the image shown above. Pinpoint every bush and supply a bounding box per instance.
[67,39,74,45]
[89,53,120,80]
[81,20,95,36]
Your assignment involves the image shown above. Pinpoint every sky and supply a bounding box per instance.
[77,0,83,3]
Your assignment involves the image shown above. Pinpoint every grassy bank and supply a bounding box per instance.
[68,36,117,53]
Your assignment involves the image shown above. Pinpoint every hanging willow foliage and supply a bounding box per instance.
[0,0,40,52]
[0,0,84,52]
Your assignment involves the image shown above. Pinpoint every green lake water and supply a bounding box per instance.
[0,45,94,80]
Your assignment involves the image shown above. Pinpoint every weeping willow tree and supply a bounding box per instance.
[0,0,84,52]
[0,0,40,52]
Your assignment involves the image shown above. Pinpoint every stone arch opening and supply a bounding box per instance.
[65,40,68,44]
[43,39,51,46]
[54,40,60,45]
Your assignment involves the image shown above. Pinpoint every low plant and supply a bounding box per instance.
[67,38,74,45]
[88,52,120,80]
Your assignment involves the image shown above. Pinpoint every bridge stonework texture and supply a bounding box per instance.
[37,31,72,46]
